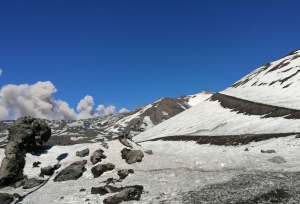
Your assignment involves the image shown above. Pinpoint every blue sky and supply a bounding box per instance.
[1,0,300,119]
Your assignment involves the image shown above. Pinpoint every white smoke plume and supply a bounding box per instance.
[0,81,127,120]
[96,105,116,116]
[119,108,130,113]
[0,69,2,76]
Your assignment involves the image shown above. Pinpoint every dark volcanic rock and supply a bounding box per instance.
[76,148,89,157]
[91,163,115,178]
[0,116,51,188]
[261,149,276,154]
[91,185,123,195]
[33,161,41,168]
[118,169,130,179]
[0,193,14,204]
[0,152,25,187]
[121,148,144,164]
[118,137,133,148]
[90,149,106,164]
[54,160,87,182]
[41,164,61,176]
[13,193,21,200]
[23,178,44,189]
[7,116,51,151]
[14,177,27,188]
[144,150,153,155]
[103,185,143,204]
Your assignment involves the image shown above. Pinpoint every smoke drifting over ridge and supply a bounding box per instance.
[0,81,128,120]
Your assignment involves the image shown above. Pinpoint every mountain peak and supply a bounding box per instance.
[221,49,300,109]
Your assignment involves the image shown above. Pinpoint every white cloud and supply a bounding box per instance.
[96,104,116,115]
[0,81,127,120]
[119,108,130,113]
[0,69,2,76]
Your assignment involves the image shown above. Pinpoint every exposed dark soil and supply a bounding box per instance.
[210,93,300,119]
[144,133,299,146]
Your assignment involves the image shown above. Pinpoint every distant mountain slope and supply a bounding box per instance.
[134,50,300,143]
[0,91,211,146]
[222,49,300,109]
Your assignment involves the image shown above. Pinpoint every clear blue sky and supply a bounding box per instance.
[1,0,300,112]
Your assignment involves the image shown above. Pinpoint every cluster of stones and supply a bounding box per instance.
[0,116,51,188]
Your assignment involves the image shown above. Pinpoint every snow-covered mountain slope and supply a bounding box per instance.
[222,49,300,109]
[0,92,205,147]
[133,98,300,142]
[134,50,300,143]
[178,90,213,106]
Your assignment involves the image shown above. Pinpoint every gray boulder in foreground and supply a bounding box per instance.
[54,160,87,182]
[91,163,115,178]
[76,148,89,157]
[0,193,14,204]
[0,116,51,188]
[23,178,44,189]
[90,149,106,164]
[103,185,143,204]
[7,116,51,151]
[121,148,144,164]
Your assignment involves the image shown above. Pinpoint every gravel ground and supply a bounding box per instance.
[180,171,300,204]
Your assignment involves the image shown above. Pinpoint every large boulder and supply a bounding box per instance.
[0,152,25,187]
[7,116,51,151]
[23,178,44,189]
[0,193,14,204]
[91,163,115,178]
[0,116,51,188]
[121,148,144,164]
[90,149,106,164]
[54,160,87,182]
[103,185,143,204]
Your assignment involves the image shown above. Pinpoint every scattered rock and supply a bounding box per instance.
[128,169,134,174]
[13,193,21,200]
[101,142,109,149]
[41,164,61,176]
[101,177,122,185]
[118,137,133,148]
[244,148,249,151]
[118,169,129,179]
[33,161,41,168]
[144,150,153,155]
[269,156,287,164]
[91,163,115,178]
[261,149,276,154]
[54,160,87,182]
[0,193,14,204]
[121,148,144,164]
[79,188,86,192]
[23,178,44,189]
[103,185,143,204]
[91,185,122,195]
[76,148,89,157]
[90,149,106,164]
